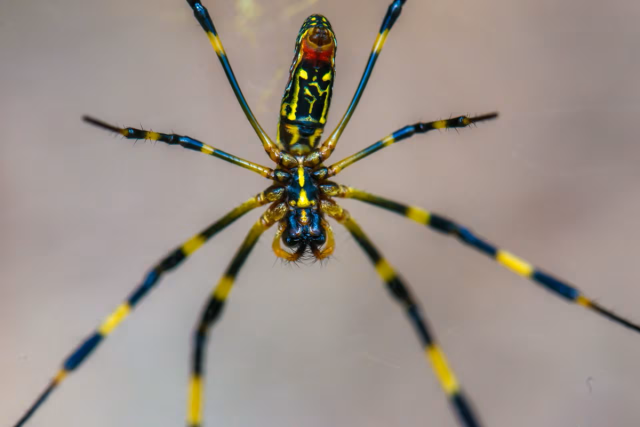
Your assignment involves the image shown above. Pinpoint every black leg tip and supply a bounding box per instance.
[83,115,121,133]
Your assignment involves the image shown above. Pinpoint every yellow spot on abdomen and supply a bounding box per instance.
[496,250,534,277]
[426,345,460,395]
[297,166,305,186]
[98,303,131,336]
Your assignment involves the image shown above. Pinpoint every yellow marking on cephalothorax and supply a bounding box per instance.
[433,120,447,129]
[53,369,68,385]
[98,303,131,336]
[213,276,234,301]
[373,29,389,54]
[576,295,591,307]
[381,134,395,147]
[496,250,534,277]
[426,345,460,395]
[297,166,305,186]
[187,375,203,425]
[375,259,396,282]
[298,189,311,208]
[406,206,430,225]
[206,32,226,56]
[322,71,332,81]
[300,209,309,225]
[182,235,207,256]
[299,69,308,80]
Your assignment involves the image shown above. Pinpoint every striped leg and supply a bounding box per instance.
[83,116,279,180]
[320,199,482,427]
[327,185,640,335]
[314,0,407,163]
[13,187,284,427]
[187,202,287,427]
[185,1,297,168]
[323,113,499,176]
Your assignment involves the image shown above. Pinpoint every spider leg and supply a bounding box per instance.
[315,0,408,163]
[12,187,285,427]
[185,1,292,166]
[320,199,482,427]
[321,113,498,177]
[187,202,287,427]
[83,116,281,180]
[326,184,640,335]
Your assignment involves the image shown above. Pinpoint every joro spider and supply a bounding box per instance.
[14,1,640,426]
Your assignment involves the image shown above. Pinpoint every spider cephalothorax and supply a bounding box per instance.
[273,166,333,261]
[17,2,639,427]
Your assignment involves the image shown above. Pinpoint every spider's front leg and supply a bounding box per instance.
[83,116,287,180]
[187,201,288,427]
[12,186,285,427]
[185,0,299,167]
[319,198,484,427]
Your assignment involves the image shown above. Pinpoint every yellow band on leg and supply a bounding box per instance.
[426,345,460,396]
[98,303,131,336]
[496,250,534,277]
[187,375,203,426]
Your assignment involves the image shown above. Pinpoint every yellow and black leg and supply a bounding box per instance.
[321,200,482,427]
[13,188,284,427]
[316,0,408,162]
[330,185,640,335]
[324,113,499,176]
[185,1,294,166]
[186,202,287,427]
[83,116,281,179]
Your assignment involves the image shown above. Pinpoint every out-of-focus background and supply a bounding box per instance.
[2,0,640,426]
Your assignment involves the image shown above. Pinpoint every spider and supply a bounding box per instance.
[13,1,640,426]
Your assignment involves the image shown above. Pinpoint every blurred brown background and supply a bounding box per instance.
[2,0,640,426]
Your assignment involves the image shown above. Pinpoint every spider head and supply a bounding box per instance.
[273,166,333,261]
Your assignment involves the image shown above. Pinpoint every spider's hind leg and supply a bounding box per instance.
[12,186,284,427]
[187,201,287,427]
[321,199,483,427]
